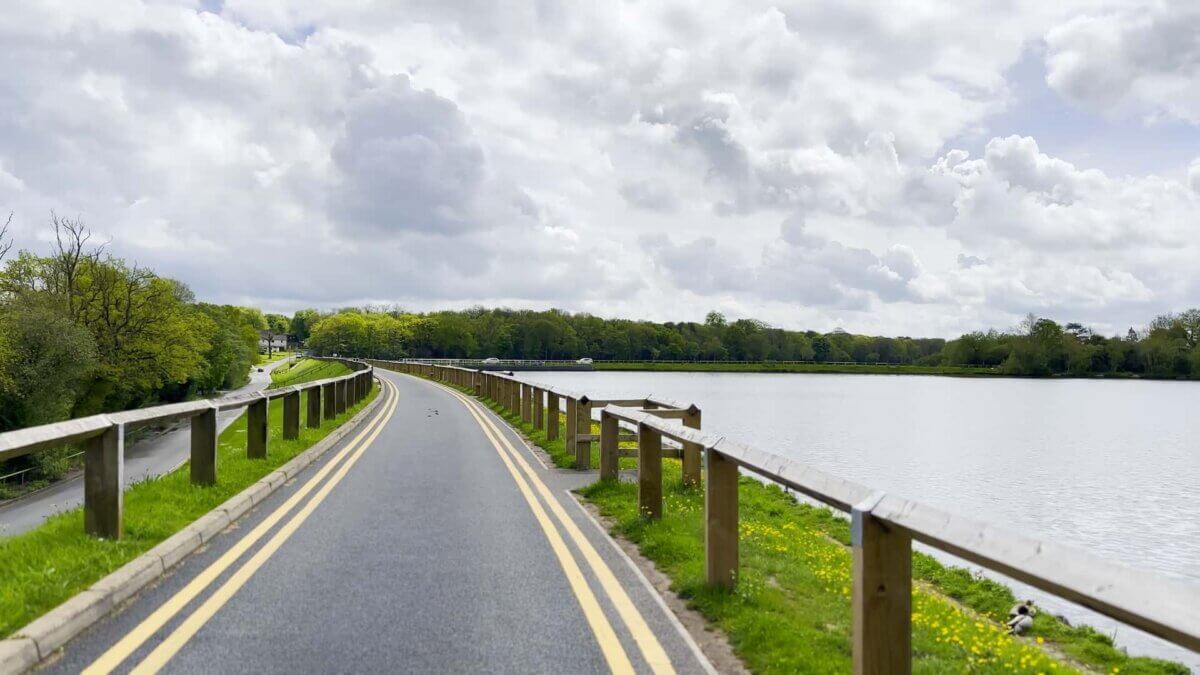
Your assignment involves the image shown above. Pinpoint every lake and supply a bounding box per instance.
[526,371,1200,669]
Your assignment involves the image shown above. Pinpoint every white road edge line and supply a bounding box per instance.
[565,490,719,675]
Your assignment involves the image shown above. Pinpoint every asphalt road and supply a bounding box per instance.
[0,359,292,538]
[41,369,713,674]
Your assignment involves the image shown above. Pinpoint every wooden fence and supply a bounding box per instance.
[375,358,1200,675]
[0,359,374,541]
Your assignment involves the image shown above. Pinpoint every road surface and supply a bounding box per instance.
[0,359,293,538]
[43,369,713,674]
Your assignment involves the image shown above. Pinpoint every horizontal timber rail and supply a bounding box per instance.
[371,357,1200,673]
[0,358,374,541]
[393,357,592,371]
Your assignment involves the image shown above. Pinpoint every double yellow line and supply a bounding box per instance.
[84,379,399,675]
[437,384,676,675]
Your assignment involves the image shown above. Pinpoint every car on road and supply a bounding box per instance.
[483,357,500,364]
[577,357,593,365]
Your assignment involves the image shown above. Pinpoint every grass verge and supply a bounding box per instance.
[256,350,292,365]
[269,358,352,388]
[0,382,378,637]
[440,380,1187,675]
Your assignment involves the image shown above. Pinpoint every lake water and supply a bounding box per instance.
[527,371,1200,669]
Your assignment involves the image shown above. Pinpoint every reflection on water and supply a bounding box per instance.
[528,371,1200,669]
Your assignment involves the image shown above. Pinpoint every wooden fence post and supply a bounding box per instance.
[637,422,662,518]
[190,406,218,485]
[852,494,912,675]
[335,379,347,415]
[307,386,322,428]
[546,393,560,441]
[574,398,593,469]
[283,391,301,440]
[682,407,702,487]
[322,382,336,420]
[705,447,738,588]
[600,410,619,481]
[248,396,269,459]
[84,423,123,539]
[565,397,577,452]
[532,387,544,430]
[521,384,532,423]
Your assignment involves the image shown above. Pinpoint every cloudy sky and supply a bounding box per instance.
[2,1,1199,337]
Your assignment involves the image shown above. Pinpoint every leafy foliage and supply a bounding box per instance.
[304,306,1200,380]
[0,216,270,483]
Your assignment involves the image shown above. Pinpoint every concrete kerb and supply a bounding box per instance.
[0,378,386,674]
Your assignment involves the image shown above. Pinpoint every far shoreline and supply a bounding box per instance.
[591,361,1198,381]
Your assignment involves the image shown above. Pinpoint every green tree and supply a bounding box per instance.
[265,313,290,334]
[290,309,319,343]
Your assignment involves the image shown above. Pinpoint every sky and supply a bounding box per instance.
[2,1,1200,338]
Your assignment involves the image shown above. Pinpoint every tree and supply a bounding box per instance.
[0,212,12,264]
[290,309,319,344]
[307,312,369,357]
[0,299,97,430]
[265,313,290,334]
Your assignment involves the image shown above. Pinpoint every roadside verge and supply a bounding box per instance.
[0,380,385,674]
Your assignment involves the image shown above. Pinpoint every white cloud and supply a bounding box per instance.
[0,0,1198,339]
[329,75,487,236]
[1045,3,1200,123]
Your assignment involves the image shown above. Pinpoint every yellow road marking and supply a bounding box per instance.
[84,379,397,675]
[128,379,399,674]
[441,384,676,675]
[453,392,636,674]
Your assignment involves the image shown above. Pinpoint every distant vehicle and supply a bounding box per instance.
[577,357,593,365]
[483,357,500,364]
[257,367,264,373]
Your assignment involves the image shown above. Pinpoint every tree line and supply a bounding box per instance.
[296,306,1200,379]
[0,215,272,481]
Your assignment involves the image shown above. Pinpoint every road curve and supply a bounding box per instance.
[0,359,293,538]
[41,369,713,674]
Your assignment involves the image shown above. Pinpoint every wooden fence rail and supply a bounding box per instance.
[0,358,374,541]
[374,358,1200,675]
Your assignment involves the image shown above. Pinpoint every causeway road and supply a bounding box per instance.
[42,368,713,674]
[0,359,293,538]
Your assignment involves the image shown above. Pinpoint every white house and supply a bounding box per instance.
[258,330,290,352]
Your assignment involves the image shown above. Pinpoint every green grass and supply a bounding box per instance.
[256,350,292,365]
[595,361,1000,376]
[580,473,1186,675]
[269,358,351,388]
[0,382,378,638]
[438,380,1187,675]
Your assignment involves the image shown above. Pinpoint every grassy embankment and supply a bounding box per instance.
[0,360,372,637]
[595,361,1000,376]
[445,380,1186,675]
[269,357,351,387]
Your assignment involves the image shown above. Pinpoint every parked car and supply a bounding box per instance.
[577,357,593,365]
[483,357,500,364]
